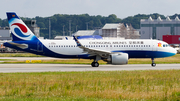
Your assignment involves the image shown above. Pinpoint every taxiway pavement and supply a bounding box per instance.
[0,64,179,73]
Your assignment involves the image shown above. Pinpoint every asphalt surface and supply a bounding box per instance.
[0,64,179,73]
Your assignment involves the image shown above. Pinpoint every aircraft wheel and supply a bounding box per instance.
[94,62,99,67]
[151,63,156,67]
[91,62,95,67]
[91,62,99,67]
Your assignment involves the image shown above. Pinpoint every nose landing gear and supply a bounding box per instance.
[151,58,156,67]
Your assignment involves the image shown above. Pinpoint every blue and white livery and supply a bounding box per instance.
[4,12,177,67]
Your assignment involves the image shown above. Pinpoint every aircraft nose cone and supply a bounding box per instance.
[172,48,177,55]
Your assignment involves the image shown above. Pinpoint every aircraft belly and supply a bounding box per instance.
[47,47,85,55]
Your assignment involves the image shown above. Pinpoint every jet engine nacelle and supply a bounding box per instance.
[110,53,129,65]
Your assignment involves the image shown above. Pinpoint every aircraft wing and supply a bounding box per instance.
[73,36,112,57]
[5,42,28,49]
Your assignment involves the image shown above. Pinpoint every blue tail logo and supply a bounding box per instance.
[7,12,38,41]
[12,23,31,38]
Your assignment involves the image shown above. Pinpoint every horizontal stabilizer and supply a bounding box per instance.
[6,42,28,49]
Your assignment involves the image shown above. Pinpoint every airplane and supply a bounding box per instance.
[3,12,177,67]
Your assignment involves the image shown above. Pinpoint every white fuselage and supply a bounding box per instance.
[40,39,176,58]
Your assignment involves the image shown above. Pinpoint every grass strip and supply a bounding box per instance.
[0,59,16,61]
[1,54,180,64]
[0,54,180,64]
[0,70,180,100]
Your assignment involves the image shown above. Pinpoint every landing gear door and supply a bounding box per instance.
[37,41,43,52]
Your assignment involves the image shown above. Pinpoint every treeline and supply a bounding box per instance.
[0,13,180,39]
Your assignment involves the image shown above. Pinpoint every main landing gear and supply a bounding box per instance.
[91,61,99,67]
[91,55,101,67]
[151,58,156,67]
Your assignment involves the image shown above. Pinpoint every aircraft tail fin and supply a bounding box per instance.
[6,12,38,41]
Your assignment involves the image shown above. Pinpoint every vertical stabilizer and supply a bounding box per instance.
[6,12,38,41]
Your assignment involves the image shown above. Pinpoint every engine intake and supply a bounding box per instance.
[107,53,128,65]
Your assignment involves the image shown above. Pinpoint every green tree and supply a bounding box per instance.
[0,18,2,27]
[1,13,180,38]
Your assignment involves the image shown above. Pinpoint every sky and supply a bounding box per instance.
[0,0,179,19]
